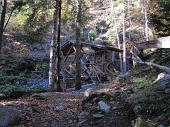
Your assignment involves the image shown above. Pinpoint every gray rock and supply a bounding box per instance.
[48,103,65,111]
[153,73,170,91]
[54,105,65,111]
[158,124,166,127]
[78,112,86,122]
[98,101,111,113]
[26,107,33,113]
[155,73,170,82]
[84,88,93,97]
[131,120,135,127]
[0,106,22,127]
[132,86,140,93]
[112,106,117,110]
[133,105,142,114]
[92,113,104,119]
[68,119,73,124]
[31,93,48,100]
[77,120,87,126]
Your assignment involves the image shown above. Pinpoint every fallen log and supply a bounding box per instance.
[131,51,170,74]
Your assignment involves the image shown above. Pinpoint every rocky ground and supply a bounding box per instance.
[0,71,170,127]
[0,83,135,127]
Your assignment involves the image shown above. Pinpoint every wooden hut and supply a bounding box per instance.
[61,41,123,87]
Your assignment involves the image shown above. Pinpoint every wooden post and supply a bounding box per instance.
[102,51,106,72]
[94,52,96,77]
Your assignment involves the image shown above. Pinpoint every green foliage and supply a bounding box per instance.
[6,0,53,43]
[7,8,28,33]
[88,29,97,41]
[88,107,101,114]
[22,1,51,43]
[0,84,46,98]
[0,54,36,89]
[0,76,27,85]
[149,0,170,36]
[29,85,45,91]
[161,49,170,58]
[136,83,145,89]
[35,63,49,72]
[62,0,76,23]
[6,0,90,43]
[0,54,36,75]
[134,116,156,127]
[129,63,170,126]
[0,85,18,97]
[97,93,113,104]
[134,116,144,127]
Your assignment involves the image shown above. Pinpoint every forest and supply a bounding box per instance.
[0,0,170,127]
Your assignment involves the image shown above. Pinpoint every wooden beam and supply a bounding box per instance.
[102,51,106,72]
[94,52,96,76]
[64,45,74,62]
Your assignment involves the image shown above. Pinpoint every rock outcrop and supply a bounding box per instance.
[0,106,22,127]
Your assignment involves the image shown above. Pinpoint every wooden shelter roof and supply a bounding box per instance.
[61,41,123,56]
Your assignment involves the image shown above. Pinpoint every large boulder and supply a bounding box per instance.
[98,101,111,113]
[0,106,22,127]
[153,72,170,92]
[31,93,49,100]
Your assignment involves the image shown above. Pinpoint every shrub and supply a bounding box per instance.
[0,76,27,86]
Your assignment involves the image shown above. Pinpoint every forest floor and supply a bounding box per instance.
[0,83,134,127]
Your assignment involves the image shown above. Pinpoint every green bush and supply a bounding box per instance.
[35,63,49,72]
[0,85,18,97]
[0,76,27,85]
[0,84,46,99]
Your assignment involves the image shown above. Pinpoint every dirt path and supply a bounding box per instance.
[0,92,83,127]
[0,83,134,127]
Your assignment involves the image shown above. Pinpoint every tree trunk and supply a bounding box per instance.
[0,0,7,53]
[56,0,62,92]
[127,0,132,41]
[111,0,123,74]
[122,2,127,74]
[144,0,149,41]
[3,8,14,32]
[61,52,66,91]
[49,33,55,90]
[49,0,59,91]
[75,0,82,90]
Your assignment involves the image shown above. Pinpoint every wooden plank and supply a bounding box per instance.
[93,53,96,77]
[64,45,74,62]
[102,51,104,72]
[106,45,123,52]
[61,41,74,56]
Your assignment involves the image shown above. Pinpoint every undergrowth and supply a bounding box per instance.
[128,63,170,127]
